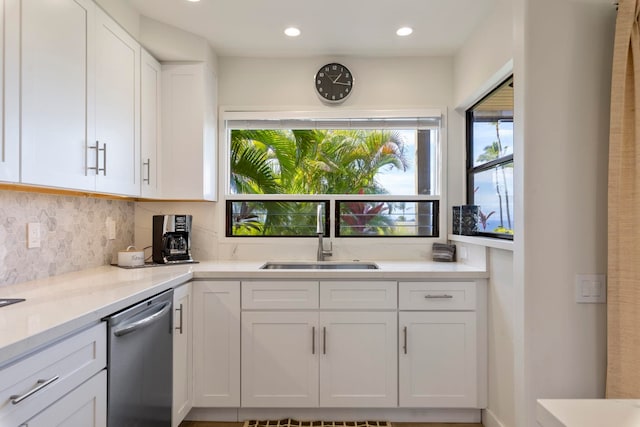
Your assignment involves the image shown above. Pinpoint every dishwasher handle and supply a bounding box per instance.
[112,301,172,337]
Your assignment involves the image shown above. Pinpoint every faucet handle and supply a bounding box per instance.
[323,240,333,256]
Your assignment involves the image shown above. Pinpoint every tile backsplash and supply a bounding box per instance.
[0,190,134,286]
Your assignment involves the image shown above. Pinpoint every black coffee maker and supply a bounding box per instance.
[152,215,195,264]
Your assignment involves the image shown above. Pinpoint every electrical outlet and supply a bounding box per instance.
[106,217,116,240]
[27,222,40,248]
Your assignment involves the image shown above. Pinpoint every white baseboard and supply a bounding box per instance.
[186,408,482,423]
[482,408,507,427]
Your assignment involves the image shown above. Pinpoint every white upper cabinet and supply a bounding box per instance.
[0,0,19,183]
[161,63,217,200]
[94,7,140,196]
[12,0,96,191]
[6,0,141,196]
[141,49,162,198]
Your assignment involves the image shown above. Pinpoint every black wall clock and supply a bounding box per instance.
[314,63,354,104]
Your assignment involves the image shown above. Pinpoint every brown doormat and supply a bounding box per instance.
[243,420,391,427]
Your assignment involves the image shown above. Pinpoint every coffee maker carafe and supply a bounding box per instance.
[152,215,194,264]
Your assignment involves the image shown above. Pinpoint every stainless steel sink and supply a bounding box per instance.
[260,261,379,270]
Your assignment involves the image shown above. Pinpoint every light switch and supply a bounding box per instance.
[575,274,606,303]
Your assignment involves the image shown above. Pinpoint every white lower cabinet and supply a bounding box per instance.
[0,323,106,426]
[173,283,192,427]
[399,311,477,407]
[398,280,486,408]
[240,280,397,408]
[193,281,241,407]
[24,369,106,427]
[242,311,319,407]
[319,311,397,407]
[193,278,486,412]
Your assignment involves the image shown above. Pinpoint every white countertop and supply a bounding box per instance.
[0,260,487,366]
[537,399,640,427]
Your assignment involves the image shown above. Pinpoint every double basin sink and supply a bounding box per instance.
[261,261,378,270]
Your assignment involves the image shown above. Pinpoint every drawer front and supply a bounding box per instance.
[320,281,397,309]
[399,282,476,310]
[242,281,319,309]
[0,322,106,425]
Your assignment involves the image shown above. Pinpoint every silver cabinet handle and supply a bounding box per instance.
[403,326,408,354]
[175,303,183,334]
[323,327,327,355]
[87,142,99,174]
[312,326,316,354]
[113,301,172,337]
[424,294,453,299]
[99,143,107,176]
[10,376,60,404]
[143,159,151,184]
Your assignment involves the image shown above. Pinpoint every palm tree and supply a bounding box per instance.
[475,121,512,230]
[229,128,409,235]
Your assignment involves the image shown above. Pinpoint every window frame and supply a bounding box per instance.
[220,109,447,240]
[465,76,514,240]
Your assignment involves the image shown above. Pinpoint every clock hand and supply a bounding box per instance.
[332,73,342,84]
[333,81,351,86]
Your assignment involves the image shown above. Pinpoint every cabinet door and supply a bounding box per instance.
[319,311,397,407]
[16,0,96,190]
[193,281,240,407]
[161,63,217,200]
[172,283,192,427]
[399,311,477,407]
[0,0,18,183]
[94,7,140,196]
[241,311,319,407]
[140,49,161,198]
[25,370,106,427]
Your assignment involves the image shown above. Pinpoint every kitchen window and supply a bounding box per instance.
[224,112,442,238]
[466,76,514,239]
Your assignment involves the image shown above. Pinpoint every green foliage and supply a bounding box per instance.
[230,129,408,235]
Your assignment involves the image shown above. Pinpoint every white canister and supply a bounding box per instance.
[117,246,145,267]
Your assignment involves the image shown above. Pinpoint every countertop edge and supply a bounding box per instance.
[0,272,192,367]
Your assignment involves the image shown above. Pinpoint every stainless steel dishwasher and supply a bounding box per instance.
[106,289,173,427]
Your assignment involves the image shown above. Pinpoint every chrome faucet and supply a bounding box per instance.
[316,204,333,261]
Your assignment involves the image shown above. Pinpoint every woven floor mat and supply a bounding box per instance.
[243,419,391,427]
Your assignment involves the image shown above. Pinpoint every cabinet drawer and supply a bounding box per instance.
[242,281,319,309]
[0,322,106,426]
[320,281,397,309]
[399,282,476,310]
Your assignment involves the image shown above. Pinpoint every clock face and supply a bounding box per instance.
[314,63,353,104]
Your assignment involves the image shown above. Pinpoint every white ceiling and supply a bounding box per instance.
[128,0,497,58]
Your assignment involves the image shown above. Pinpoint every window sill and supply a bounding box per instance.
[448,234,514,252]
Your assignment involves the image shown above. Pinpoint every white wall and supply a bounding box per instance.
[94,0,140,38]
[218,56,452,109]
[453,0,514,109]
[452,4,515,426]
[139,16,218,71]
[514,0,614,425]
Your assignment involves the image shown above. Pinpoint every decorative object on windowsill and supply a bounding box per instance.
[452,205,479,235]
[432,242,456,262]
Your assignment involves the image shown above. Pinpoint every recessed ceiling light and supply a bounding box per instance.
[186,0,200,2]
[396,27,413,37]
[284,27,301,37]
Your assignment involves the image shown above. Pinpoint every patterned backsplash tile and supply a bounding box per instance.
[0,190,134,286]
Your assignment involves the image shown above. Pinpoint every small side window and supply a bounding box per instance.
[466,76,514,239]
